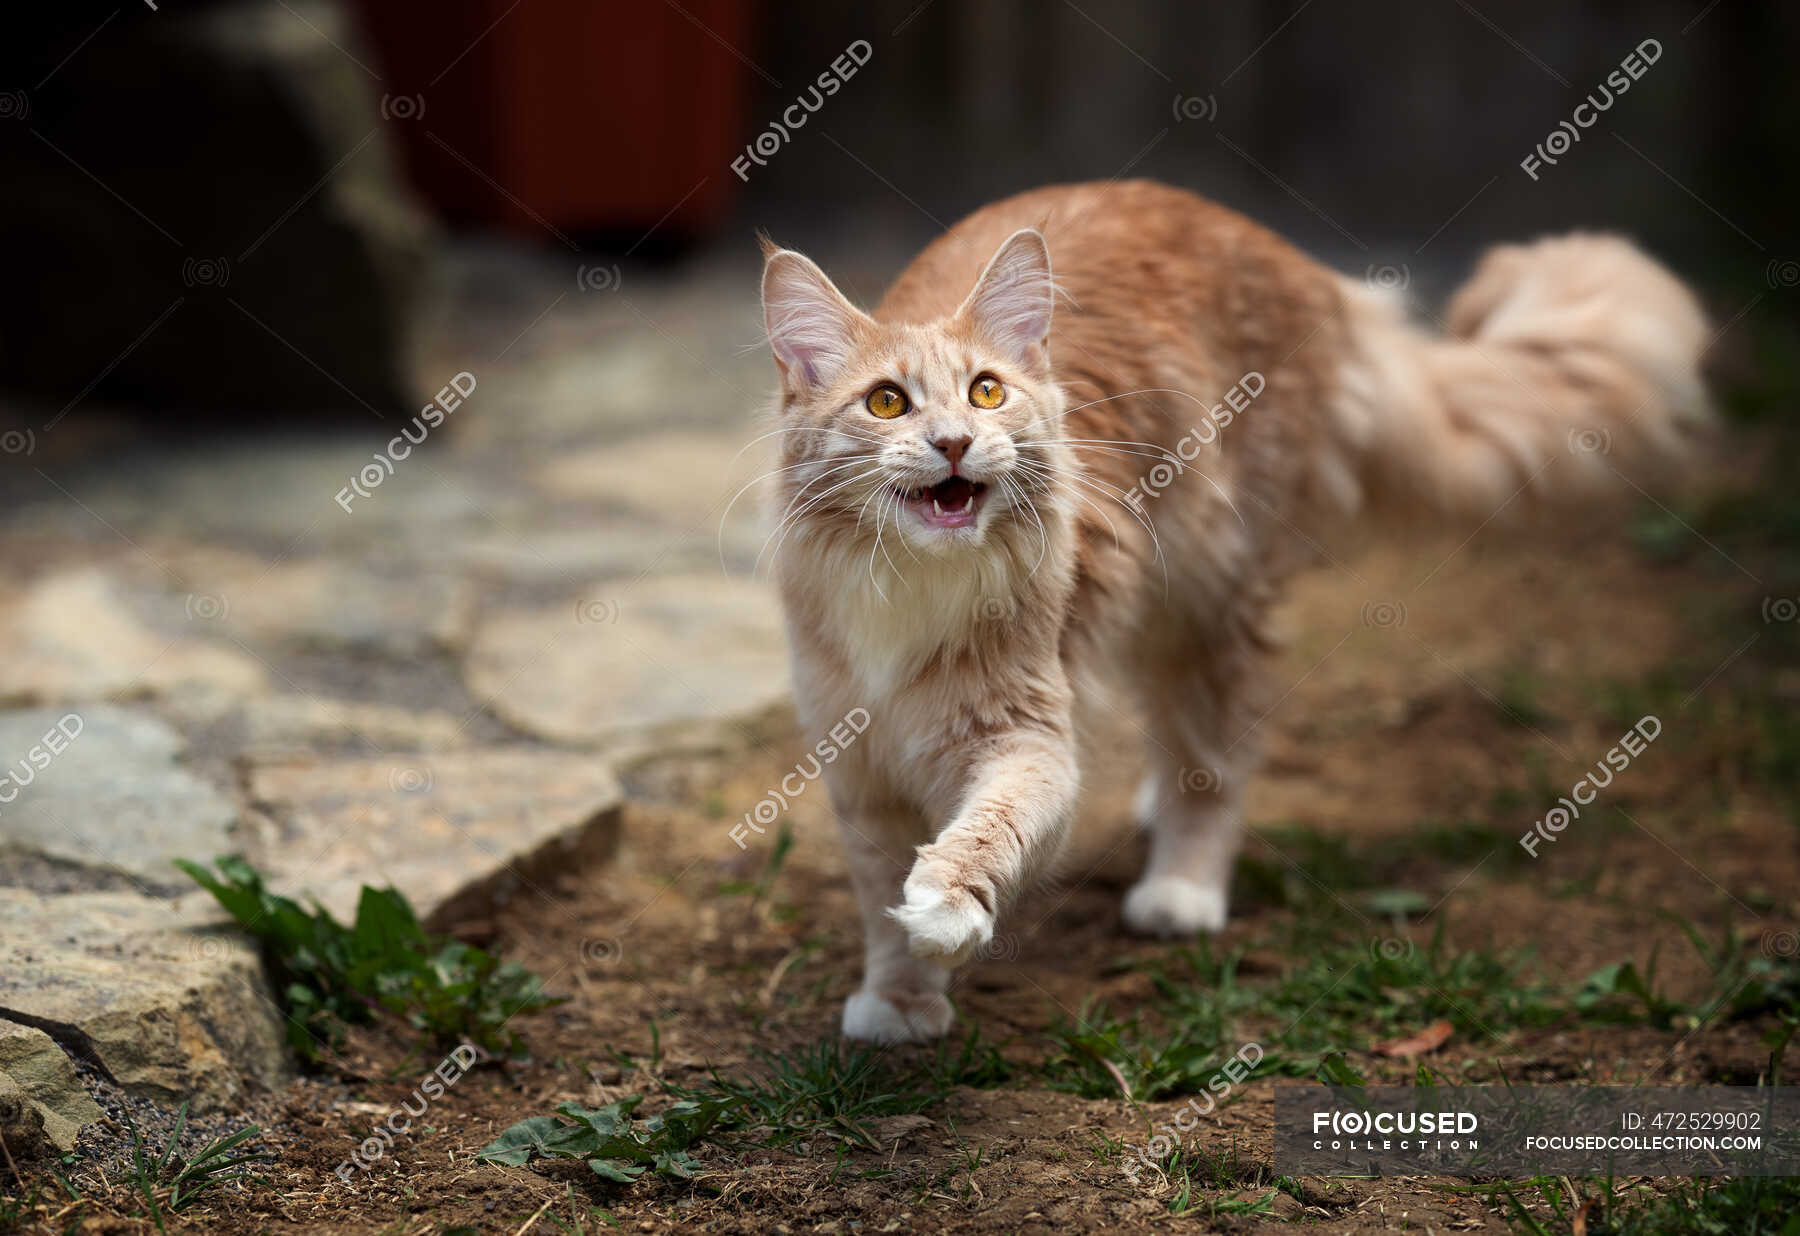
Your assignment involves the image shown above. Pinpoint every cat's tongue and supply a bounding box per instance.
[908,476,985,528]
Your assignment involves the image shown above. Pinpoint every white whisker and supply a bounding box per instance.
[998,472,1050,578]
[717,450,879,571]
[1010,458,1123,553]
[1053,386,1218,424]
[1010,456,1171,596]
[757,465,881,575]
[1017,438,1247,529]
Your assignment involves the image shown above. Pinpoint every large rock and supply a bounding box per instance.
[0,890,289,1111]
[165,689,472,759]
[0,1073,55,1161]
[243,748,623,926]
[2,437,486,551]
[0,705,238,891]
[452,524,733,592]
[0,1021,103,1153]
[0,1,433,415]
[160,548,474,658]
[0,569,264,707]
[534,432,768,523]
[464,573,790,744]
[530,432,771,571]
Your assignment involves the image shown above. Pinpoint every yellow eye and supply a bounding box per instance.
[866,384,909,419]
[969,375,1006,409]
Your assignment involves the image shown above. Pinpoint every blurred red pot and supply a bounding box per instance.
[350,0,754,243]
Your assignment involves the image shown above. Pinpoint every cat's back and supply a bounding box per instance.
[875,179,1339,349]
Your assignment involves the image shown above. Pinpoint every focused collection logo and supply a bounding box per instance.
[1310,1107,1480,1153]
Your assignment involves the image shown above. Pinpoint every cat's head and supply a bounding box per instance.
[760,229,1066,555]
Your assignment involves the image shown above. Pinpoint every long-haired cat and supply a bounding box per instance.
[757,179,1708,1044]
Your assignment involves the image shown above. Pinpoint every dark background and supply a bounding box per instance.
[1,0,1796,421]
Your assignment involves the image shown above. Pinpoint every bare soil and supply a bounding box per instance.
[7,467,1798,1235]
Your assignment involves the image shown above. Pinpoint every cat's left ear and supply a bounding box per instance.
[958,228,1054,377]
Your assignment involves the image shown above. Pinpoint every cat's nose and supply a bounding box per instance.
[932,434,973,470]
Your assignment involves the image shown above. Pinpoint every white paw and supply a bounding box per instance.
[888,868,994,968]
[841,989,956,1043]
[1122,875,1230,937]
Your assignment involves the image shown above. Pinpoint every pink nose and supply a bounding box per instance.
[933,435,972,469]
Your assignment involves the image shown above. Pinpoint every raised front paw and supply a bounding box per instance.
[888,861,994,968]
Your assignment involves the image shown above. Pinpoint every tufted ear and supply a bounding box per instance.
[761,247,874,392]
[958,228,1054,375]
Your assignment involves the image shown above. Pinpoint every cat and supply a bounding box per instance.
[756,179,1709,1044]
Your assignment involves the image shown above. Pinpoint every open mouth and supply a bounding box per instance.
[896,476,988,529]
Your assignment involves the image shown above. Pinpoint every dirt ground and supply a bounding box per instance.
[5,426,1798,1235]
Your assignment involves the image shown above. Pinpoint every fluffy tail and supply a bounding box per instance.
[1323,233,1712,524]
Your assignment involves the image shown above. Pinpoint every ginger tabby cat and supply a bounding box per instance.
[757,180,1709,1043]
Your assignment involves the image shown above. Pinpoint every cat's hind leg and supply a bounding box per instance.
[1120,613,1273,937]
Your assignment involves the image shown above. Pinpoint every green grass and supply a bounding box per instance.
[177,855,564,1061]
[479,1025,1015,1196]
[0,1180,53,1232]
[1264,924,1564,1054]
[1046,911,1800,1107]
[1045,940,1307,1101]
[1046,926,1566,1101]
[114,1102,272,1232]
[1237,808,1542,911]
[662,1037,966,1151]
[917,1025,1015,1091]
[1498,1175,1800,1236]
[1155,1140,1295,1219]
[1567,911,1800,1037]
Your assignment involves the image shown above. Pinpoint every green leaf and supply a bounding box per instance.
[556,1099,643,1140]
[1362,888,1431,918]
[475,1116,572,1167]
[177,855,565,1062]
[1316,1053,1366,1088]
[350,886,427,959]
[586,1158,645,1183]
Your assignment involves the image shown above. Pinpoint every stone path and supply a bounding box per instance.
[0,244,795,1151]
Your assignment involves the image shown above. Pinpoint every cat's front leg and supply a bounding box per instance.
[890,727,1078,966]
[838,807,957,1043]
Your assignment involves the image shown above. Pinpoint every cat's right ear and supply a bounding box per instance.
[761,247,873,393]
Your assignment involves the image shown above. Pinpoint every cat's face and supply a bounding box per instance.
[761,230,1064,554]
